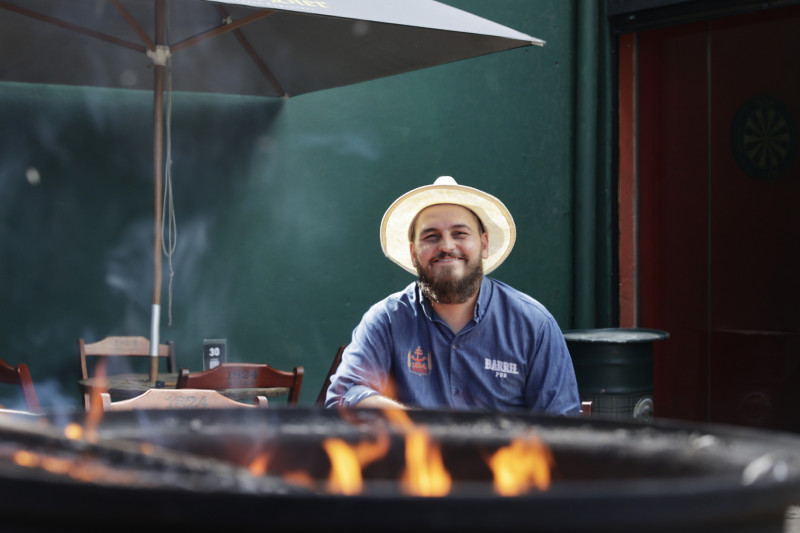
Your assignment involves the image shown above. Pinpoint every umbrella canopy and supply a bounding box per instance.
[0,0,544,379]
[0,0,543,97]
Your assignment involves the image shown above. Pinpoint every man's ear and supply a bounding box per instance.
[481,232,489,260]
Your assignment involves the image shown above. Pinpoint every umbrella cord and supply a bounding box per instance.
[161,55,177,326]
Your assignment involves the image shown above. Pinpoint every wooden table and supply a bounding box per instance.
[78,373,290,403]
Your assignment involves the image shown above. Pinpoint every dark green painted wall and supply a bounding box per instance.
[0,0,586,408]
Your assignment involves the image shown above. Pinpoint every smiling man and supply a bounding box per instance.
[325,177,580,415]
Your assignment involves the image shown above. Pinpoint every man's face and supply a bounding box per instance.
[410,204,489,304]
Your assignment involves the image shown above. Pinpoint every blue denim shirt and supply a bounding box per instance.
[326,277,580,415]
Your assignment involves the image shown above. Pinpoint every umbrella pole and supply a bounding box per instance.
[149,0,166,384]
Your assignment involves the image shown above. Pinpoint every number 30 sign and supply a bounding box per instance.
[203,338,227,370]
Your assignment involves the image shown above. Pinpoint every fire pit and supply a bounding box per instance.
[1,407,799,532]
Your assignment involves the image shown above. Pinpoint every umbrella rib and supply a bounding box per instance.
[0,1,145,54]
[111,0,156,51]
[170,10,275,53]
[212,5,288,97]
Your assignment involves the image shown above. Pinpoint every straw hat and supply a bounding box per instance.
[380,176,516,275]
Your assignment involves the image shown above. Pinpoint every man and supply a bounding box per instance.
[326,176,580,415]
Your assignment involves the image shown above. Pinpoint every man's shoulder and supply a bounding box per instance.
[485,277,554,318]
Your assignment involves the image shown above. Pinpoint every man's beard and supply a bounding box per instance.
[415,253,484,304]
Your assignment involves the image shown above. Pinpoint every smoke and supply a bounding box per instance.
[0,377,79,413]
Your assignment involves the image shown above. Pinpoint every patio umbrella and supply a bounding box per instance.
[0,0,544,381]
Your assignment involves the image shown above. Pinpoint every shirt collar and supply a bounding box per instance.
[474,276,491,321]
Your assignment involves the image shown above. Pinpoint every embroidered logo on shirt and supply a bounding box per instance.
[408,346,432,376]
[485,358,519,378]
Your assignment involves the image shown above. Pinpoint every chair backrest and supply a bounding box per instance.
[0,358,41,413]
[315,344,347,406]
[177,362,304,404]
[78,336,177,379]
[100,388,268,411]
[78,336,176,409]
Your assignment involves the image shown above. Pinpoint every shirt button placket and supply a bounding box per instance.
[451,344,460,397]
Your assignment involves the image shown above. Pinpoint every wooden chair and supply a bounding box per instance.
[177,362,304,404]
[0,357,41,413]
[100,388,268,411]
[78,336,177,410]
[315,344,346,405]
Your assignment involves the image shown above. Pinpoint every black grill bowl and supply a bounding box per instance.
[1,407,799,532]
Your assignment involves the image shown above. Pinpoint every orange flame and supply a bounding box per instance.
[382,407,414,430]
[282,470,315,490]
[487,434,553,495]
[384,409,451,497]
[400,426,451,496]
[40,455,72,475]
[324,439,365,495]
[247,451,316,491]
[12,450,38,467]
[323,427,390,495]
[63,422,83,441]
[82,359,109,444]
[248,452,270,476]
[12,449,138,485]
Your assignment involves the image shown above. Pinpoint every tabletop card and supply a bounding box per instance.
[203,339,227,370]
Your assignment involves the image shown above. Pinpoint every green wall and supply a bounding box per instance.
[0,0,583,409]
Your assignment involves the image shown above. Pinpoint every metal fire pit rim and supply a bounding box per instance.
[21,406,800,462]
[85,405,800,452]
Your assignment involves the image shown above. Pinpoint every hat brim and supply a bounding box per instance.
[380,183,516,275]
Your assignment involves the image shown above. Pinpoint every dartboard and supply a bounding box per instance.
[730,95,797,181]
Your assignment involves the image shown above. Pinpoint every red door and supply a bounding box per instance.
[630,5,800,431]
